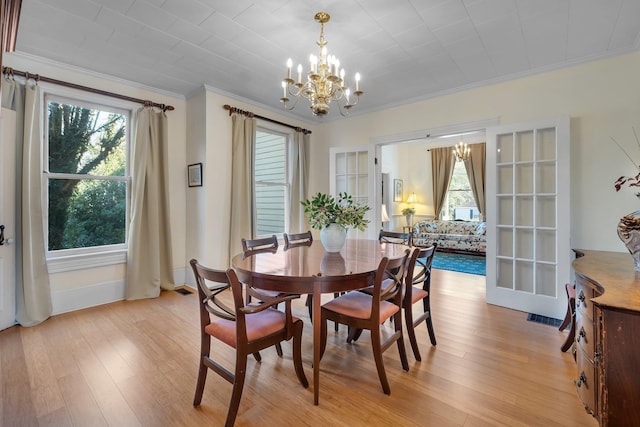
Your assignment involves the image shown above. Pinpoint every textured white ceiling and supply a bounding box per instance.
[14,0,640,122]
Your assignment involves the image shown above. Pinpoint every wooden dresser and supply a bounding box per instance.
[572,250,640,426]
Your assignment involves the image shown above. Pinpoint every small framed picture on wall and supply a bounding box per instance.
[188,163,203,187]
[393,179,403,202]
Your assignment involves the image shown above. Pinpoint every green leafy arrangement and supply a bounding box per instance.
[301,192,370,231]
[401,207,415,215]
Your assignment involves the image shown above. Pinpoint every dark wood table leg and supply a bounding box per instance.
[313,284,321,405]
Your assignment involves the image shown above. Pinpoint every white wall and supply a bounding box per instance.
[314,52,640,253]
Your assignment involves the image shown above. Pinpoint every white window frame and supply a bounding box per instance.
[42,89,136,273]
[253,124,291,238]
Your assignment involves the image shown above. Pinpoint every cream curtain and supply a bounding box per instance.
[2,77,52,326]
[464,143,486,220]
[431,147,456,219]
[289,131,309,233]
[125,107,174,300]
[228,113,256,263]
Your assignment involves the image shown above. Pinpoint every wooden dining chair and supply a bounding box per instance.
[283,231,313,249]
[319,250,411,395]
[379,229,411,245]
[190,260,308,427]
[241,234,286,357]
[404,244,438,361]
[284,231,341,330]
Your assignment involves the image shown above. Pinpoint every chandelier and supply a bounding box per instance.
[280,12,362,117]
[453,141,470,162]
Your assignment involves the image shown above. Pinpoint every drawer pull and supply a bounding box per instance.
[577,326,586,342]
[577,290,586,304]
[575,372,588,388]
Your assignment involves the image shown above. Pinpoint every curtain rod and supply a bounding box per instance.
[223,104,311,135]
[2,66,175,112]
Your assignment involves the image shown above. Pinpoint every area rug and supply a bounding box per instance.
[431,252,486,276]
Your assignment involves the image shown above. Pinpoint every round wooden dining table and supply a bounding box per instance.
[231,238,410,405]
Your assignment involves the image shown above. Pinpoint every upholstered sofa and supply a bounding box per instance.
[412,220,486,254]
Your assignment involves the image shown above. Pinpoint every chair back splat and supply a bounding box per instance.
[241,235,278,257]
[190,259,308,427]
[283,231,313,249]
[378,230,411,245]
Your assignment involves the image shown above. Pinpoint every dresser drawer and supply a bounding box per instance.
[575,309,595,361]
[575,279,596,321]
[575,347,596,416]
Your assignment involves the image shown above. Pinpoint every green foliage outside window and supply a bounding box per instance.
[47,100,127,251]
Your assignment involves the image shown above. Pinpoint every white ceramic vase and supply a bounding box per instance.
[320,223,347,252]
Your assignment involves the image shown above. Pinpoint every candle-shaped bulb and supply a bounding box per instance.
[297,64,302,83]
[355,72,361,91]
[345,88,351,104]
[282,81,287,97]
[286,58,292,79]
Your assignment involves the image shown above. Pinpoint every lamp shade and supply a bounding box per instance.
[407,192,417,204]
[381,204,390,222]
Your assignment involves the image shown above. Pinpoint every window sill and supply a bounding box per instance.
[47,250,127,274]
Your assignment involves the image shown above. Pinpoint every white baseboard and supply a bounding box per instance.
[51,267,189,315]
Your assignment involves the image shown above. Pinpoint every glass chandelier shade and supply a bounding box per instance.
[280,12,362,117]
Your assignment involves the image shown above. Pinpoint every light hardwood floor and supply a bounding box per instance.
[0,269,597,427]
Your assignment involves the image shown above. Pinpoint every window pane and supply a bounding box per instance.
[48,178,126,250]
[255,184,285,235]
[444,160,479,220]
[255,131,285,183]
[254,129,288,237]
[48,101,126,176]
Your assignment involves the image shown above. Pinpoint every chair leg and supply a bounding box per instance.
[347,327,363,343]
[252,352,261,362]
[424,298,437,346]
[394,311,409,372]
[193,361,208,407]
[404,307,421,362]
[319,315,328,360]
[306,294,313,319]
[275,343,283,358]
[370,328,391,395]
[225,353,247,427]
[193,335,211,407]
[292,321,309,388]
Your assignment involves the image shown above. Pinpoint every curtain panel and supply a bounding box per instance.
[289,131,309,233]
[228,113,256,264]
[125,107,174,300]
[464,143,486,220]
[430,147,455,219]
[2,77,52,326]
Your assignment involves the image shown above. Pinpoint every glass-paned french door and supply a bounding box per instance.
[486,117,570,319]
[329,146,375,239]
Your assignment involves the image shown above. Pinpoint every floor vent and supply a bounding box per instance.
[526,313,562,327]
[175,288,193,295]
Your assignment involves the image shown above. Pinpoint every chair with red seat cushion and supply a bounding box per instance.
[190,260,308,427]
[319,250,410,395]
[404,244,437,361]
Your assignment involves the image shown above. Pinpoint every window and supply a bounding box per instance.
[45,95,130,255]
[254,128,289,237]
[443,160,479,221]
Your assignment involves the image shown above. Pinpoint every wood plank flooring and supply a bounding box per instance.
[0,269,597,426]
